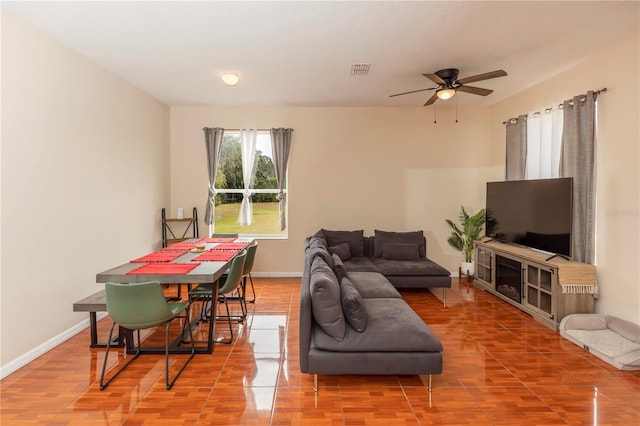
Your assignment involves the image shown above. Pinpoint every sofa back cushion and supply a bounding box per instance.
[374,230,426,258]
[308,235,328,250]
[322,229,365,257]
[340,277,367,332]
[310,257,346,341]
[307,245,334,268]
[382,243,421,260]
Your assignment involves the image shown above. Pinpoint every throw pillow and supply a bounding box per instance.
[331,253,348,281]
[328,242,352,261]
[322,229,365,257]
[382,243,420,260]
[340,277,367,332]
[310,257,346,341]
[374,229,426,258]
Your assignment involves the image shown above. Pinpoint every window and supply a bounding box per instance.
[214,130,287,237]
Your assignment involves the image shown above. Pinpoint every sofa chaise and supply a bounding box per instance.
[316,228,451,290]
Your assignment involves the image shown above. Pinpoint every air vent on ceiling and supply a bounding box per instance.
[351,63,370,76]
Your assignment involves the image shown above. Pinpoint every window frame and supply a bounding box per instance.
[213,130,288,239]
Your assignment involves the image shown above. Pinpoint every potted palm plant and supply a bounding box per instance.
[445,206,486,276]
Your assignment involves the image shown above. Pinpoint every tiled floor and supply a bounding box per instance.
[1,277,639,425]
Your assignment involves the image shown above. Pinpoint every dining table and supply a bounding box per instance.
[95,237,252,354]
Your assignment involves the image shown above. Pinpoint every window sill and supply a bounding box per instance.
[237,234,288,240]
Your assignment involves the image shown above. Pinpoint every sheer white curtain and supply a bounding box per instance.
[237,129,257,226]
[526,108,563,179]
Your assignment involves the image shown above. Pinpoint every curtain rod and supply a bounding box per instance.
[502,88,607,125]
[201,128,293,132]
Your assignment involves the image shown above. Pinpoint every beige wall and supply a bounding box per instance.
[489,35,640,324]
[0,10,170,372]
[170,106,501,275]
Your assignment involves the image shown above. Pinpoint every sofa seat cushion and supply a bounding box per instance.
[387,275,452,289]
[343,256,380,273]
[371,257,450,277]
[347,272,402,299]
[312,298,442,352]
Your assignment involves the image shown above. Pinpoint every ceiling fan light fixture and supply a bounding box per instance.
[221,73,239,86]
[436,88,456,100]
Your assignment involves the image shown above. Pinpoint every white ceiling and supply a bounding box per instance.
[4,1,639,108]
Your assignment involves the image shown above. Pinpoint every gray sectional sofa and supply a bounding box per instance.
[299,229,445,391]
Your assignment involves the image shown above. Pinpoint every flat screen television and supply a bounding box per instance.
[485,177,573,258]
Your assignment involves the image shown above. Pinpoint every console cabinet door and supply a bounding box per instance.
[523,261,555,319]
[475,246,493,288]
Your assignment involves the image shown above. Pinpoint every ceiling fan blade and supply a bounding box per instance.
[457,85,494,96]
[423,73,446,85]
[424,93,439,106]
[456,70,507,85]
[389,87,435,98]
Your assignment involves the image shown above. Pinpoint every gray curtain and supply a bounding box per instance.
[270,128,292,231]
[505,114,527,180]
[560,91,597,263]
[203,127,225,226]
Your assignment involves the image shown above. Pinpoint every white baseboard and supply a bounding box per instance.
[252,271,302,278]
[0,312,107,380]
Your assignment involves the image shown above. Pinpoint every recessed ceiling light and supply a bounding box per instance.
[222,73,239,86]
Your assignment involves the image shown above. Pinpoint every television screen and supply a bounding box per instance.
[485,178,573,257]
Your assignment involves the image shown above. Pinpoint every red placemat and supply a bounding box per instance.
[131,251,186,263]
[192,251,236,262]
[161,242,198,251]
[126,263,199,275]
[212,242,249,251]
[198,237,237,243]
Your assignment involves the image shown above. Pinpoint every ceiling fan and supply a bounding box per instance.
[390,68,507,106]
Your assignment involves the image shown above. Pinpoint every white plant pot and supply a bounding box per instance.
[461,261,475,276]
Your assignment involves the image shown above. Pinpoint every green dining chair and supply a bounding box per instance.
[241,240,258,304]
[216,241,258,317]
[210,233,239,238]
[188,250,247,344]
[100,281,195,390]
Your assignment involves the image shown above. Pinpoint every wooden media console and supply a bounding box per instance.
[473,240,596,330]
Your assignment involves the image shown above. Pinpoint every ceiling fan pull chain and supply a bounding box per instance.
[456,97,459,123]
[433,103,437,124]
